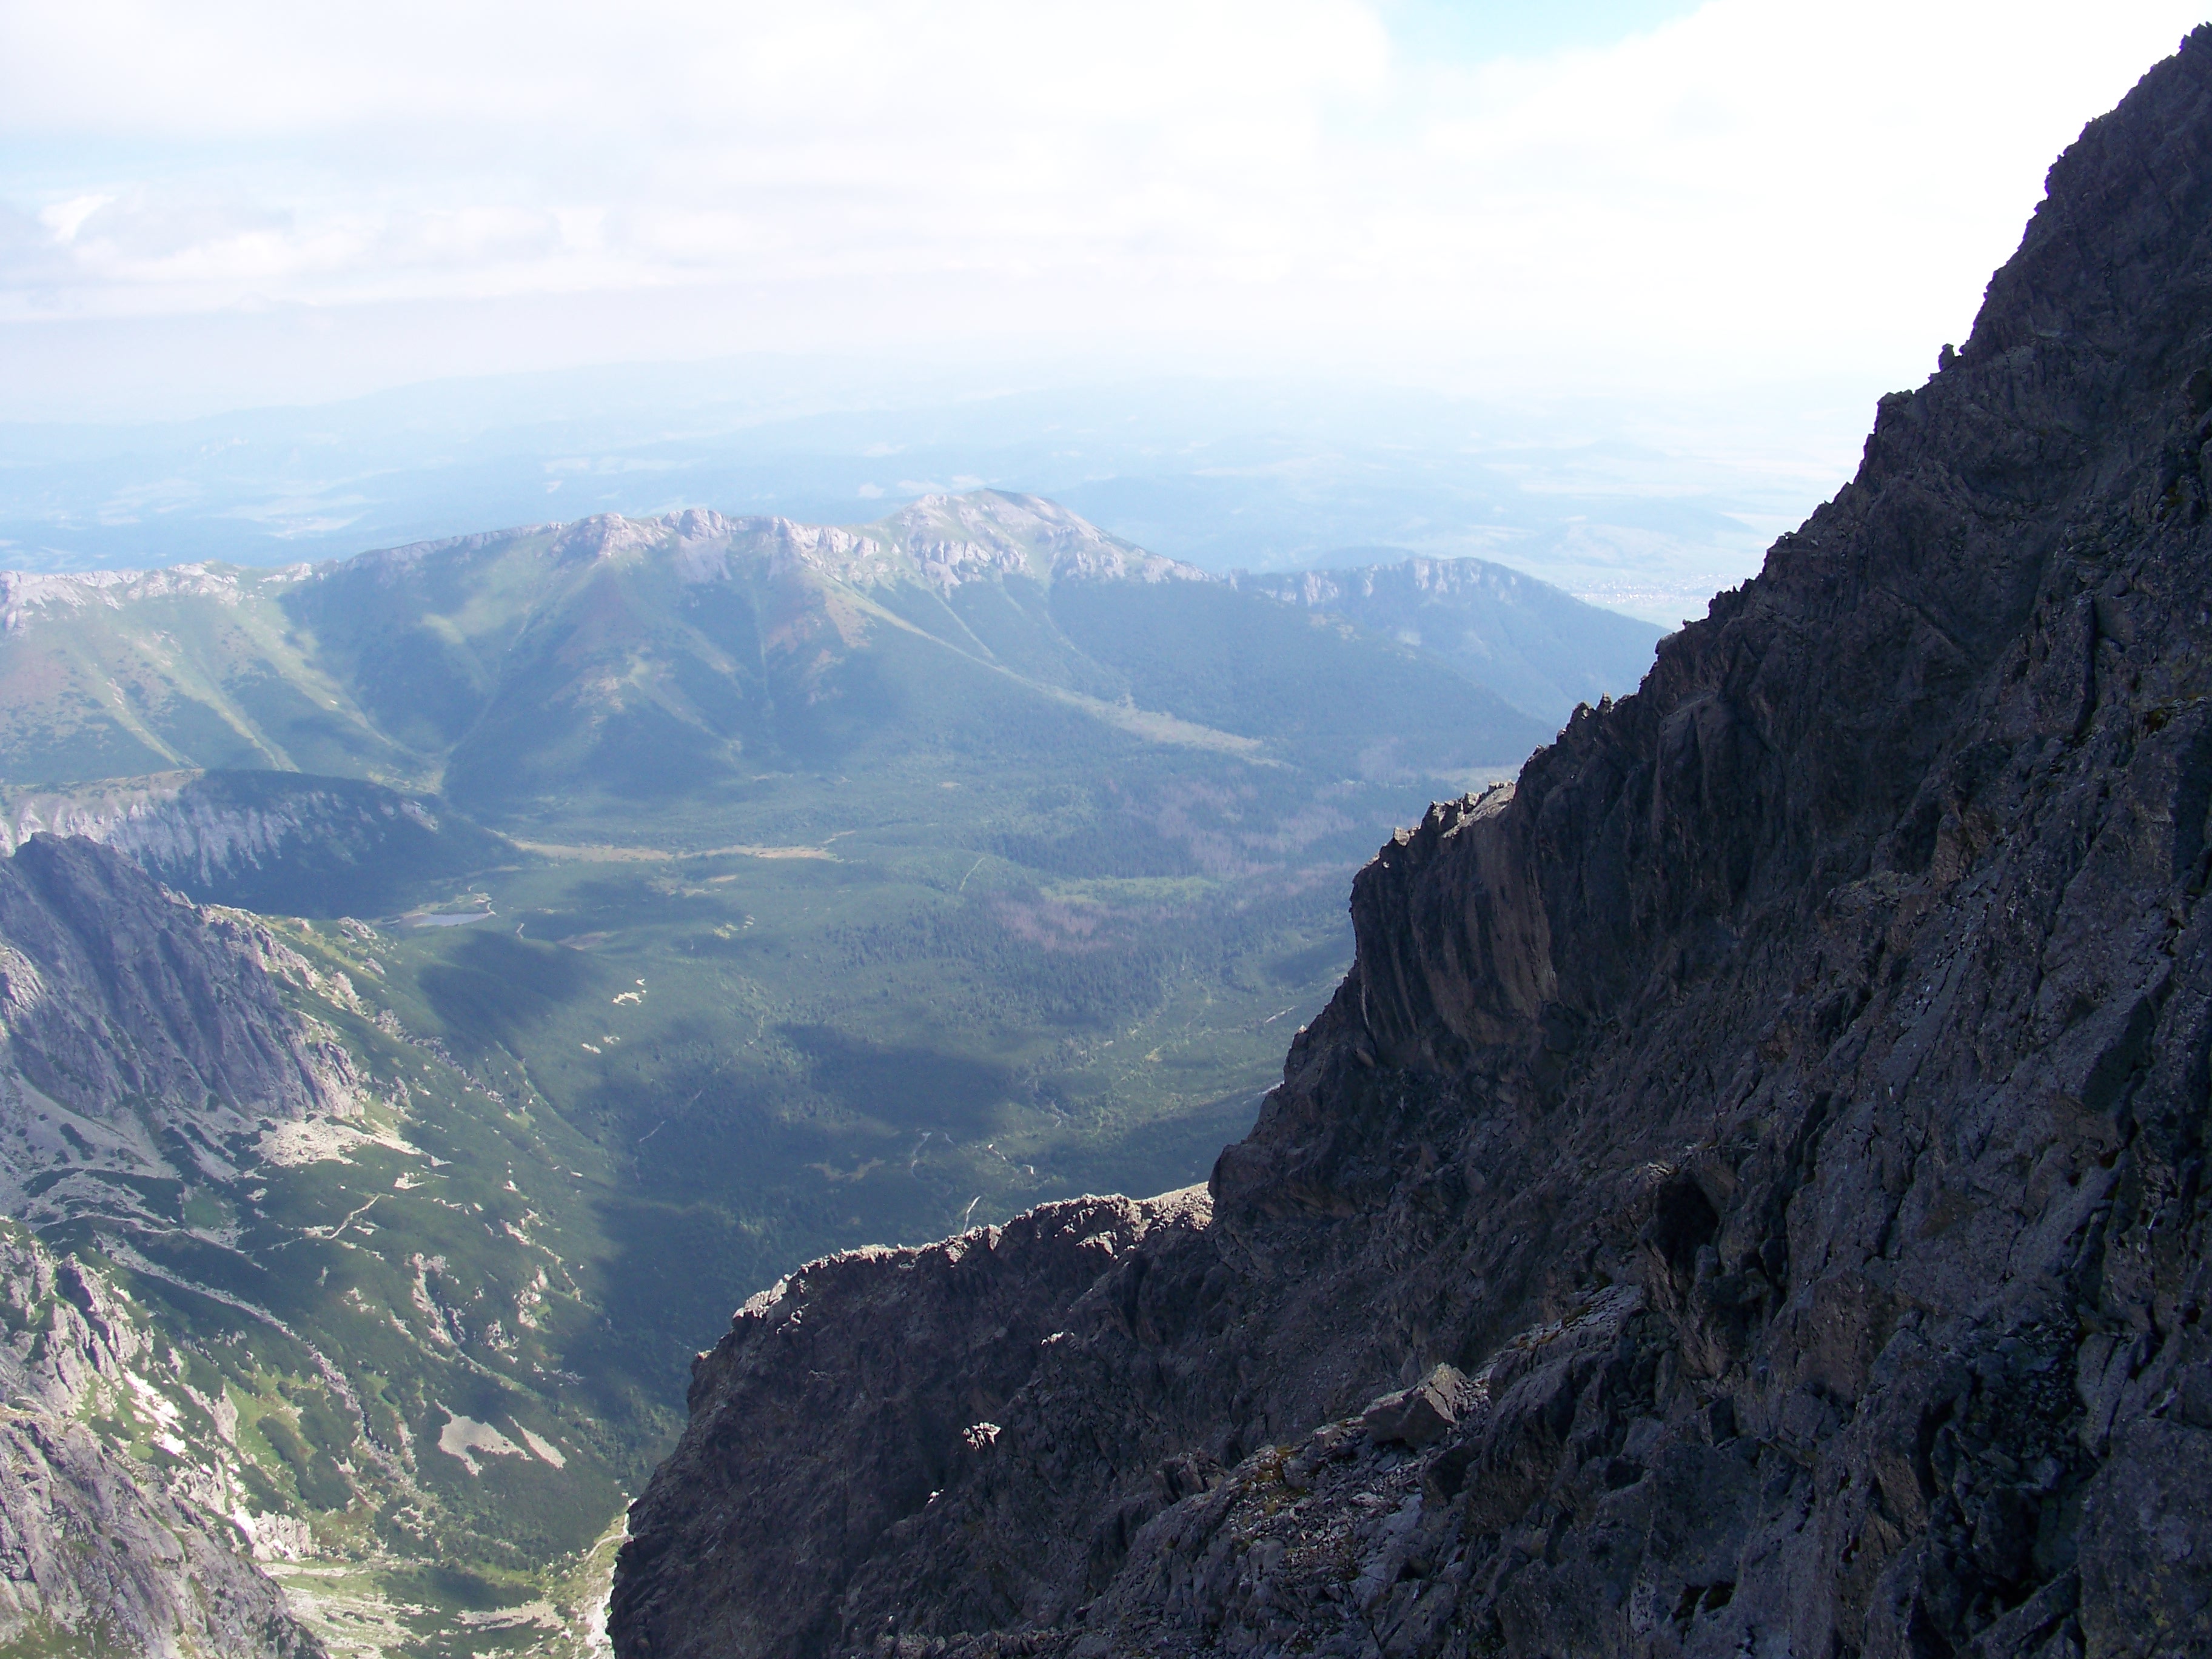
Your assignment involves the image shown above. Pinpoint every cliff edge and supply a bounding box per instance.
[612,30,2212,1659]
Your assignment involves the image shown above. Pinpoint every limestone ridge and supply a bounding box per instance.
[1227,558,1663,726]
[0,488,1589,807]
[611,30,2212,1659]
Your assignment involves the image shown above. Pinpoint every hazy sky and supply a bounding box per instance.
[1,1,2203,420]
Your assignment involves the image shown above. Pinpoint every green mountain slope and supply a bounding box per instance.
[0,494,1554,816]
[1230,550,1664,724]
[0,835,640,1655]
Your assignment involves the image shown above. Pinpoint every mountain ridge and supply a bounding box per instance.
[0,490,1584,815]
[0,769,512,916]
[1228,552,1661,724]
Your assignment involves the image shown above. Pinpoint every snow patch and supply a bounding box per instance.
[435,1409,528,1475]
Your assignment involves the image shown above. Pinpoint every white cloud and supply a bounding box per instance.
[0,0,2202,407]
[36,194,112,242]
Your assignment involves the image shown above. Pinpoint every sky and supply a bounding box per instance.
[0,1,2204,423]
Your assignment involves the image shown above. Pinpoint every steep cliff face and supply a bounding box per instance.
[0,832,361,1227]
[0,769,509,917]
[0,1224,324,1658]
[613,34,2212,1659]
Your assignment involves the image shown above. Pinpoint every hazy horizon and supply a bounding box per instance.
[5,2,2205,620]
[0,359,1879,623]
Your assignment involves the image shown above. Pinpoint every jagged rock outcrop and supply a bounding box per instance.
[612,33,2212,1659]
[0,1413,324,1658]
[0,834,363,1228]
[0,1222,324,1657]
[617,1193,1212,1658]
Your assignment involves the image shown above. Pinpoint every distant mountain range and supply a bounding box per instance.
[0,371,1830,625]
[1229,552,1659,728]
[0,492,1657,823]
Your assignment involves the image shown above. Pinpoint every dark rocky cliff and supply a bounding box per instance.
[611,32,2212,1659]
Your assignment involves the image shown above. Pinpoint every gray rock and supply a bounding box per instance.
[0,768,510,918]
[2079,1421,2212,1657]
[0,1412,321,1658]
[1361,1366,1471,1448]
[0,1221,322,1657]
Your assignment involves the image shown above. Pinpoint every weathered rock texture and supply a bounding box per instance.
[612,33,2212,1659]
[0,833,364,1229]
[0,1221,324,1657]
[0,768,509,918]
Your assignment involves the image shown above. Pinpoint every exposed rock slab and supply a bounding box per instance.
[614,1191,1212,1657]
[0,833,364,1232]
[0,768,509,918]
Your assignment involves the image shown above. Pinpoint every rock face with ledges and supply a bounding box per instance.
[0,1221,324,1658]
[613,1191,1213,1658]
[612,32,2212,1659]
[0,833,354,1146]
[1,768,509,917]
